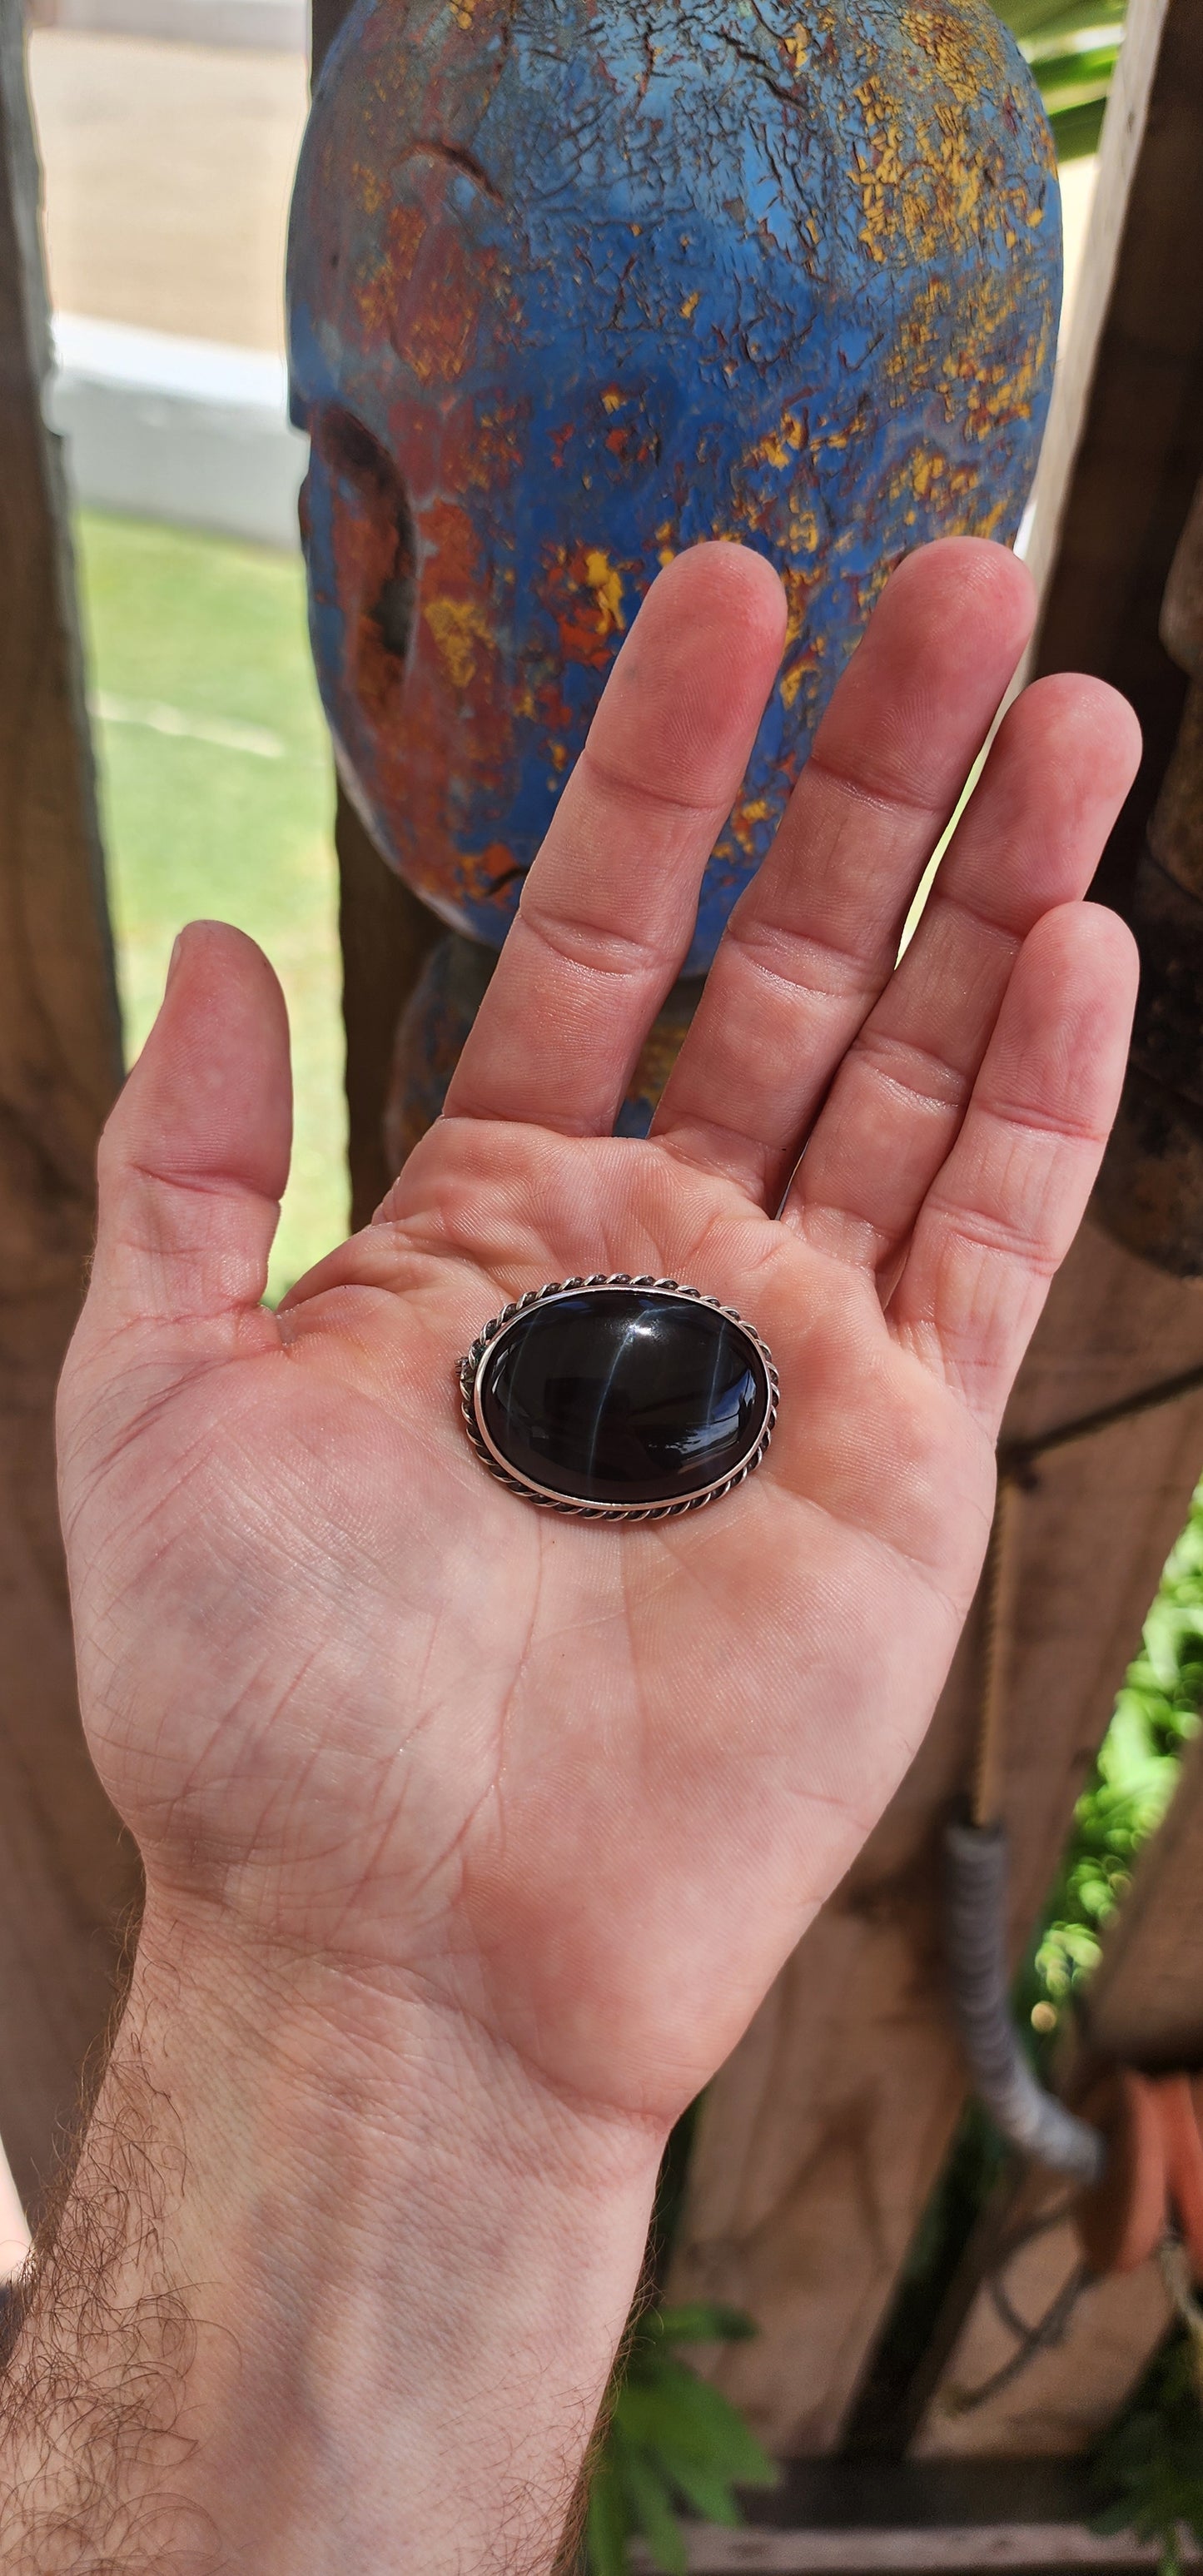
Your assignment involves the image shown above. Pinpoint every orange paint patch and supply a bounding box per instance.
[539,543,629,668]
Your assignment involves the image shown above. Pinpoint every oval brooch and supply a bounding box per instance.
[459,1276,778,1520]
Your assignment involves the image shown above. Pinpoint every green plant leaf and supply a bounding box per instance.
[618,2370,778,2487]
[1091,2335,1203,2575]
[614,2439,690,2576]
[661,2456,749,2527]
[995,0,1122,36]
[1051,89,1109,155]
[1036,45,1118,92]
[588,2464,633,2576]
[993,0,1123,156]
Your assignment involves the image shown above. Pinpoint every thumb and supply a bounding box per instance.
[85,921,292,1335]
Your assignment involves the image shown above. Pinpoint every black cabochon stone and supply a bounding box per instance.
[475,1287,772,1507]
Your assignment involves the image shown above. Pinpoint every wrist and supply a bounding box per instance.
[134,1887,664,2565]
[5,1886,664,2573]
[131,1878,669,2245]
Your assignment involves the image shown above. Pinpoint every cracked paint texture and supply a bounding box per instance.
[288,0,1059,977]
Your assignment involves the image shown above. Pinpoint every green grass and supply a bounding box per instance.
[74,510,346,1303]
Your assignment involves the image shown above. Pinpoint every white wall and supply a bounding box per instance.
[49,313,307,549]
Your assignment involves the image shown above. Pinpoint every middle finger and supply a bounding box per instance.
[651,537,1035,1205]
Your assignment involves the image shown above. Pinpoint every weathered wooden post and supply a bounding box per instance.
[0,0,138,2217]
[1095,472,1203,1272]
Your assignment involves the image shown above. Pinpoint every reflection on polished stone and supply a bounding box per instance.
[475,1285,773,1508]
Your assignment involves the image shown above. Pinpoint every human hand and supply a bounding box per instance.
[60,535,1138,2131]
[26,537,1138,2570]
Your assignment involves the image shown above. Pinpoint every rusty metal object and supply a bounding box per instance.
[289,0,1058,967]
[288,0,1061,1166]
[1095,473,1203,1273]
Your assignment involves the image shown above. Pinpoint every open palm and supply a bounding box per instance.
[59,539,1139,2135]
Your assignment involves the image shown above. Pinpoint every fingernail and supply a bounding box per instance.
[166,932,184,988]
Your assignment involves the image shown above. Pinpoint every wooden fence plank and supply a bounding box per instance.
[334,793,441,1230]
[1087,1705,1203,2074]
[1019,0,1171,619]
[633,2520,1194,2569]
[911,2173,1171,2460]
[0,0,139,2212]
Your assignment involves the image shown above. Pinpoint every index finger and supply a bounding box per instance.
[442,543,786,1136]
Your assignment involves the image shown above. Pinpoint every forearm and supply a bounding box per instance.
[0,1898,663,2574]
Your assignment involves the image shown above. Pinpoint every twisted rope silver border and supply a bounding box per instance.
[459,1274,778,1520]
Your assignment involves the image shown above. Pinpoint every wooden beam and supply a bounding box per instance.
[1019,0,1172,620]
[633,2457,1203,2565]
[631,2526,1196,2571]
[1031,0,1203,918]
[669,0,1203,2454]
[335,794,442,1229]
[1087,1729,1203,2071]
[0,0,139,2214]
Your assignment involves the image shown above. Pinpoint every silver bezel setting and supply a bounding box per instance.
[459,1275,779,1520]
